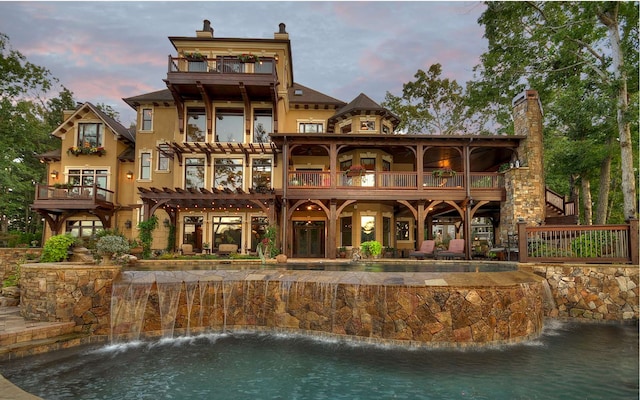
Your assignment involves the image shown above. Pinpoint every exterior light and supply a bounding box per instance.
[126,171,134,180]
[50,170,59,179]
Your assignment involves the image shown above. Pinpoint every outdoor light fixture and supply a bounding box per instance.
[50,170,59,179]
[124,220,132,229]
[126,171,134,180]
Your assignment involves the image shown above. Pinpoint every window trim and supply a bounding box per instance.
[139,151,152,181]
[141,108,153,132]
[77,122,103,148]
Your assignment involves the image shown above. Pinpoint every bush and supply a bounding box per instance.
[360,241,382,258]
[96,235,130,259]
[40,234,77,262]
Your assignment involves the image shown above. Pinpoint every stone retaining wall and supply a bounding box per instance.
[524,264,639,321]
[0,248,41,281]
[20,263,120,335]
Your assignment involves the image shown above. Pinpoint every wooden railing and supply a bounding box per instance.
[287,171,503,190]
[168,56,276,75]
[518,220,638,264]
[35,184,114,204]
[546,187,576,215]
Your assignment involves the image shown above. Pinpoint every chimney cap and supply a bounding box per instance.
[278,23,287,34]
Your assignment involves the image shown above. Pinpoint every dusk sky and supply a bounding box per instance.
[0,1,488,126]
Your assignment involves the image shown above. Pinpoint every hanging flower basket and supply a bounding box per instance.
[432,167,456,178]
[345,164,366,177]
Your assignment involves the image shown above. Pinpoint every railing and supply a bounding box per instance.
[286,171,503,190]
[168,56,276,75]
[546,187,576,215]
[35,184,114,204]
[518,220,639,264]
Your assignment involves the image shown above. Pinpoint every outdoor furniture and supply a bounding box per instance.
[409,240,436,260]
[436,239,466,260]
[180,244,195,255]
[506,233,519,261]
[217,243,238,256]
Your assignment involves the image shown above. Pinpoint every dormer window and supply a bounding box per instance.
[294,89,303,96]
[360,120,375,131]
[78,123,103,147]
[382,124,391,134]
[299,122,323,133]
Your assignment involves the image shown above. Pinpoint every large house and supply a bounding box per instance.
[33,20,562,259]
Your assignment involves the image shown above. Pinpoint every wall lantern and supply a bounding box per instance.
[50,170,59,179]
[124,220,132,229]
[126,171,134,180]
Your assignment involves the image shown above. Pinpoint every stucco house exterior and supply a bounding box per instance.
[33,20,559,259]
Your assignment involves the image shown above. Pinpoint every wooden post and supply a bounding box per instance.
[517,221,528,263]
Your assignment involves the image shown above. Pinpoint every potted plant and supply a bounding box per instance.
[184,52,205,60]
[337,246,347,258]
[96,234,130,265]
[345,164,366,177]
[360,240,382,259]
[238,53,260,63]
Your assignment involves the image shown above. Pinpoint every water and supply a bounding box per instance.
[1,321,637,399]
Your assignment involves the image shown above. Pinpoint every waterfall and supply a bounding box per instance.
[541,279,557,314]
[110,272,153,342]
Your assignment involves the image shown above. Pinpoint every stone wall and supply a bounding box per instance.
[20,263,121,335]
[525,264,639,321]
[0,248,41,282]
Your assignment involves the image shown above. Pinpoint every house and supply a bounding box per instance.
[34,20,562,259]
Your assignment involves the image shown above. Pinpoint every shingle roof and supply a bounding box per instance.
[328,93,400,129]
[36,148,61,162]
[86,103,136,143]
[288,83,345,107]
[123,89,175,109]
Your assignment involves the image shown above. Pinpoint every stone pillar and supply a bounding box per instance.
[500,90,546,244]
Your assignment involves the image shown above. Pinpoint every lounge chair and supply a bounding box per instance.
[181,243,195,255]
[436,239,466,260]
[409,240,436,260]
[217,243,238,256]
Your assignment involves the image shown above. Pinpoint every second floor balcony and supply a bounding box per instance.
[32,184,115,210]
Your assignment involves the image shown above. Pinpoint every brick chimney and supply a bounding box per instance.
[499,90,546,243]
[196,19,214,38]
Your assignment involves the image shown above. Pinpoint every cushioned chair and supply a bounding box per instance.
[217,243,238,256]
[436,239,466,260]
[181,243,195,256]
[409,240,436,260]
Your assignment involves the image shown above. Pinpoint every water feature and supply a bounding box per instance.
[1,321,637,399]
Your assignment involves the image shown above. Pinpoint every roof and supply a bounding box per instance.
[123,89,175,110]
[50,102,135,144]
[328,93,401,130]
[36,148,61,162]
[288,83,346,107]
[118,145,136,162]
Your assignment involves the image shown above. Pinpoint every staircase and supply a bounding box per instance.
[545,188,578,225]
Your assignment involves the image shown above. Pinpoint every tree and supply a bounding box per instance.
[469,1,638,222]
[0,33,76,237]
[382,64,481,135]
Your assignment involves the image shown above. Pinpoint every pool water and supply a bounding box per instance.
[1,321,637,399]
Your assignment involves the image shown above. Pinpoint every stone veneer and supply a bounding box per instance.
[20,263,120,335]
[525,264,639,321]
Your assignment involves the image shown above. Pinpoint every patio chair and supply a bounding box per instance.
[180,243,195,256]
[409,240,436,260]
[436,239,466,260]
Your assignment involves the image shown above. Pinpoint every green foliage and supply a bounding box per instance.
[138,215,158,259]
[360,241,382,258]
[166,223,176,253]
[571,232,614,258]
[40,234,76,262]
[95,235,130,258]
[2,262,20,287]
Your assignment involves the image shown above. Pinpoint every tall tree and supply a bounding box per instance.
[0,33,76,236]
[469,1,638,222]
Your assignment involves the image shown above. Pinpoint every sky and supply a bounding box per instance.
[0,1,488,126]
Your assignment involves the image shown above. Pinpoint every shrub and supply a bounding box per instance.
[138,215,158,259]
[360,241,382,258]
[41,234,77,262]
[96,235,130,259]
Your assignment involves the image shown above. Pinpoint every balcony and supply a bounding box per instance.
[165,56,278,102]
[286,171,504,200]
[32,184,115,211]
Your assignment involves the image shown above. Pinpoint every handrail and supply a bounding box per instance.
[167,56,276,75]
[35,184,114,203]
[545,187,576,215]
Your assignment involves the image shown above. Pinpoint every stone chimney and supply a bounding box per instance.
[196,19,214,38]
[499,89,546,243]
[274,23,289,40]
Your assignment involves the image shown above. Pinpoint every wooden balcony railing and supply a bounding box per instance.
[545,187,576,215]
[34,184,114,204]
[518,220,639,264]
[286,171,503,190]
[168,56,276,75]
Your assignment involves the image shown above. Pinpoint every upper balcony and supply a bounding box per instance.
[32,184,115,211]
[165,56,278,102]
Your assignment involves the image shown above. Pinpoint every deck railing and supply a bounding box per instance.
[35,184,114,204]
[168,56,276,75]
[286,171,503,190]
[545,187,576,215]
[518,220,639,264]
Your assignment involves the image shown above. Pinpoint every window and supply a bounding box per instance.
[140,152,151,180]
[383,217,391,247]
[68,169,108,189]
[186,108,206,142]
[361,158,376,171]
[361,216,375,243]
[360,158,376,187]
[214,158,242,190]
[253,109,272,143]
[212,216,242,247]
[250,216,269,252]
[252,158,272,190]
[183,216,203,246]
[299,123,324,133]
[215,108,243,143]
[396,220,410,241]
[66,220,103,238]
[382,124,391,134]
[340,123,352,134]
[254,60,273,74]
[157,144,170,171]
[185,158,205,189]
[77,123,103,147]
[339,160,353,172]
[340,216,352,246]
[360,120,375,131]
[142,109,152,131]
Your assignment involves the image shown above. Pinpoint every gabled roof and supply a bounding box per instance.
[327,93,401,131]
[123,89,175,110]
[288,83,345,108]
[50,102,135,144]
[36,148,61,162]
